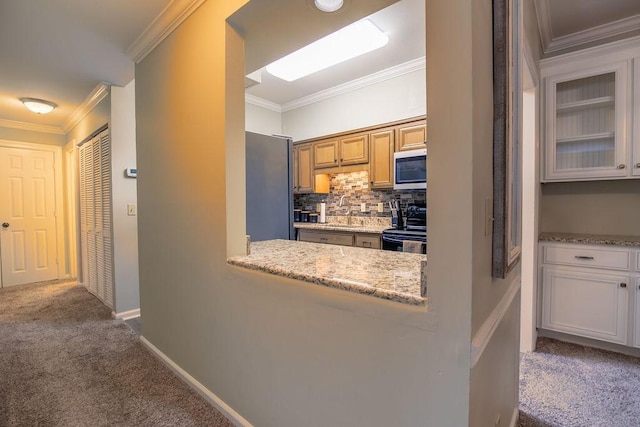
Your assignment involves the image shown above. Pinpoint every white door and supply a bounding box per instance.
[0,147,58,287]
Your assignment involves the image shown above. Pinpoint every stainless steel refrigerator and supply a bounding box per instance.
[245,131,294,241]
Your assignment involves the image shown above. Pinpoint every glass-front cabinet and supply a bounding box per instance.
[543,60,629,181]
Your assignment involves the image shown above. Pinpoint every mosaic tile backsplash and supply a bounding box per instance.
[294,171,426,217]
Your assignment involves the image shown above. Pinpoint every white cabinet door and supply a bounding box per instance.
[633,58,640,177]
[542,266,629,344]
[544,60,629,181]
[635,277,640,348]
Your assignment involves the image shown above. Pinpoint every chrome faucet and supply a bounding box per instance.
[338,195,352,224]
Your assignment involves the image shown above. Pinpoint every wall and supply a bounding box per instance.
[110,81,140,314]
[540,180,640,235]
[245,102,282,136]
[282,69,426,141]
[467,0,521,424]
[66,95,111,144]
[0,126,65,146]
[134,0,515,426]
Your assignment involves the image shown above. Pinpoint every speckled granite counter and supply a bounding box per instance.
[228,239,427,306]
[539,232,640,247]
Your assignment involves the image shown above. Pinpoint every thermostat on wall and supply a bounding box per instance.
[125,168,137,178]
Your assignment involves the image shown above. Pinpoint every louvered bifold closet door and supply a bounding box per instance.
[78,130,114,309]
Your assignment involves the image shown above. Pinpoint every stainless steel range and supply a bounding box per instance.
[381,203,426,253]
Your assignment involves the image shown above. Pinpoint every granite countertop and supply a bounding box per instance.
[228,239,427,306]
[539,232,640,247]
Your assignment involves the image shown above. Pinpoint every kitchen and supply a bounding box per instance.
[233,0,429,306]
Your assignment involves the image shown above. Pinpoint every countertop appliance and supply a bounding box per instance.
[393,148,427,190]
[246,131,294,241]
[382,202,426,253]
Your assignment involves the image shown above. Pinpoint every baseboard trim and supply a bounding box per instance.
[509,407,519,427]
[140,336,253,427]
[471,276,521,368]
[112,308,141,320]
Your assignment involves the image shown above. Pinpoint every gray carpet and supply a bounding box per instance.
[519,337,640,427]
[0,281,233,427]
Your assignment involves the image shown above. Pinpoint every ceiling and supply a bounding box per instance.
[535,0,640,54]
[2,0,640,137]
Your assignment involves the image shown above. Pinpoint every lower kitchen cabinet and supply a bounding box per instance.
[635,277,640,348]
[297,228,381,249]
[541,266,629,345]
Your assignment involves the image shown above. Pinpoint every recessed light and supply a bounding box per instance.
[314,0,344,13]
[20,98,57,114]
[266,19,388,82]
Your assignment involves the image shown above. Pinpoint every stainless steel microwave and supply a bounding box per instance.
[393,148,427,190]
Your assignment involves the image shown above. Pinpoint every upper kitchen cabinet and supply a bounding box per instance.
[313,134,369,169]
[540,38,640,182]
[395,120,426,152]
[369,128,395,188]
[294,143,314,193]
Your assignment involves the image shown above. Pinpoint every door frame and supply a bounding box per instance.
[0,139,66,285]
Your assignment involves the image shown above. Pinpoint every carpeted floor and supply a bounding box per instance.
[519,337,640,427]
[0,281,233,427]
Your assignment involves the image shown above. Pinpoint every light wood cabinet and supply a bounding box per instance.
[396,121,426,152]
[369,128,395,189]
[298,228,381,249]
[339,133,369,165]
[314,139,339,169]
[354,234,381,249]
[294,143,314,194]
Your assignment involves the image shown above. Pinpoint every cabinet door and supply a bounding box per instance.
[339,133,369,165]
[369,129,394,189]
[314,140,339,169]
[635,277,640,348]
[544,61,629,181]
[298,229,353,246]
[296,144,313,193]
[396,121,426,152]
[541,266,629,344]
[633,58,640,177]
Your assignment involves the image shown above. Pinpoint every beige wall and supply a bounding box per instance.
[540,180,640,235]
[0,126,65,146]
[66,93,111,145]
[134,0,518,425]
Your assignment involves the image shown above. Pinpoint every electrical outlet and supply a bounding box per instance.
[127,203,137,216]
[360,203,366,212]
[377,202,384,213]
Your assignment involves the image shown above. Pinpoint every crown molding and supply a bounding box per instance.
[0,118,65,135]
[280,56,426,112]
[62,83,111,134]
[533,0,552,52]
[546,13,640,54]
[245,94,282,113]
[126,0,206,63]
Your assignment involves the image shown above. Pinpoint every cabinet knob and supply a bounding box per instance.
[620,283,627,288]
[635,163,640,168]
[617,164,626,169]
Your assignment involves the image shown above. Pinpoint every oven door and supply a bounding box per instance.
[381,234,426,253]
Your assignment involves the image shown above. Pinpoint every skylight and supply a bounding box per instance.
[265,19,389,82]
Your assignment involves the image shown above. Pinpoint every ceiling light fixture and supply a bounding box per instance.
[314,0,343,13]
[266,19,388,82]
[20,98,57,114]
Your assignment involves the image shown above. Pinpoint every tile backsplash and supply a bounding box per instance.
[294,171,425,217]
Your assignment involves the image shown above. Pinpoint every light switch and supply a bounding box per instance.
[127,203,137,216]
[377,202,384,213]
[360,203,366,212]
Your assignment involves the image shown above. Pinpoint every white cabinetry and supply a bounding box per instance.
[540,37,640,182]
[539,242,638,346]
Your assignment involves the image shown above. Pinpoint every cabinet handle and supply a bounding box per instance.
[363,241,372,247]
[320,237,328,242]
[635,163,640,168]
[334,159,337,163]
[620,283,627,288]
[574,255,594,260]
[617,164,626,169]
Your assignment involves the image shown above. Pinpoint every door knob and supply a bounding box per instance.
[1,223,9,228]
[620,283,627,288]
